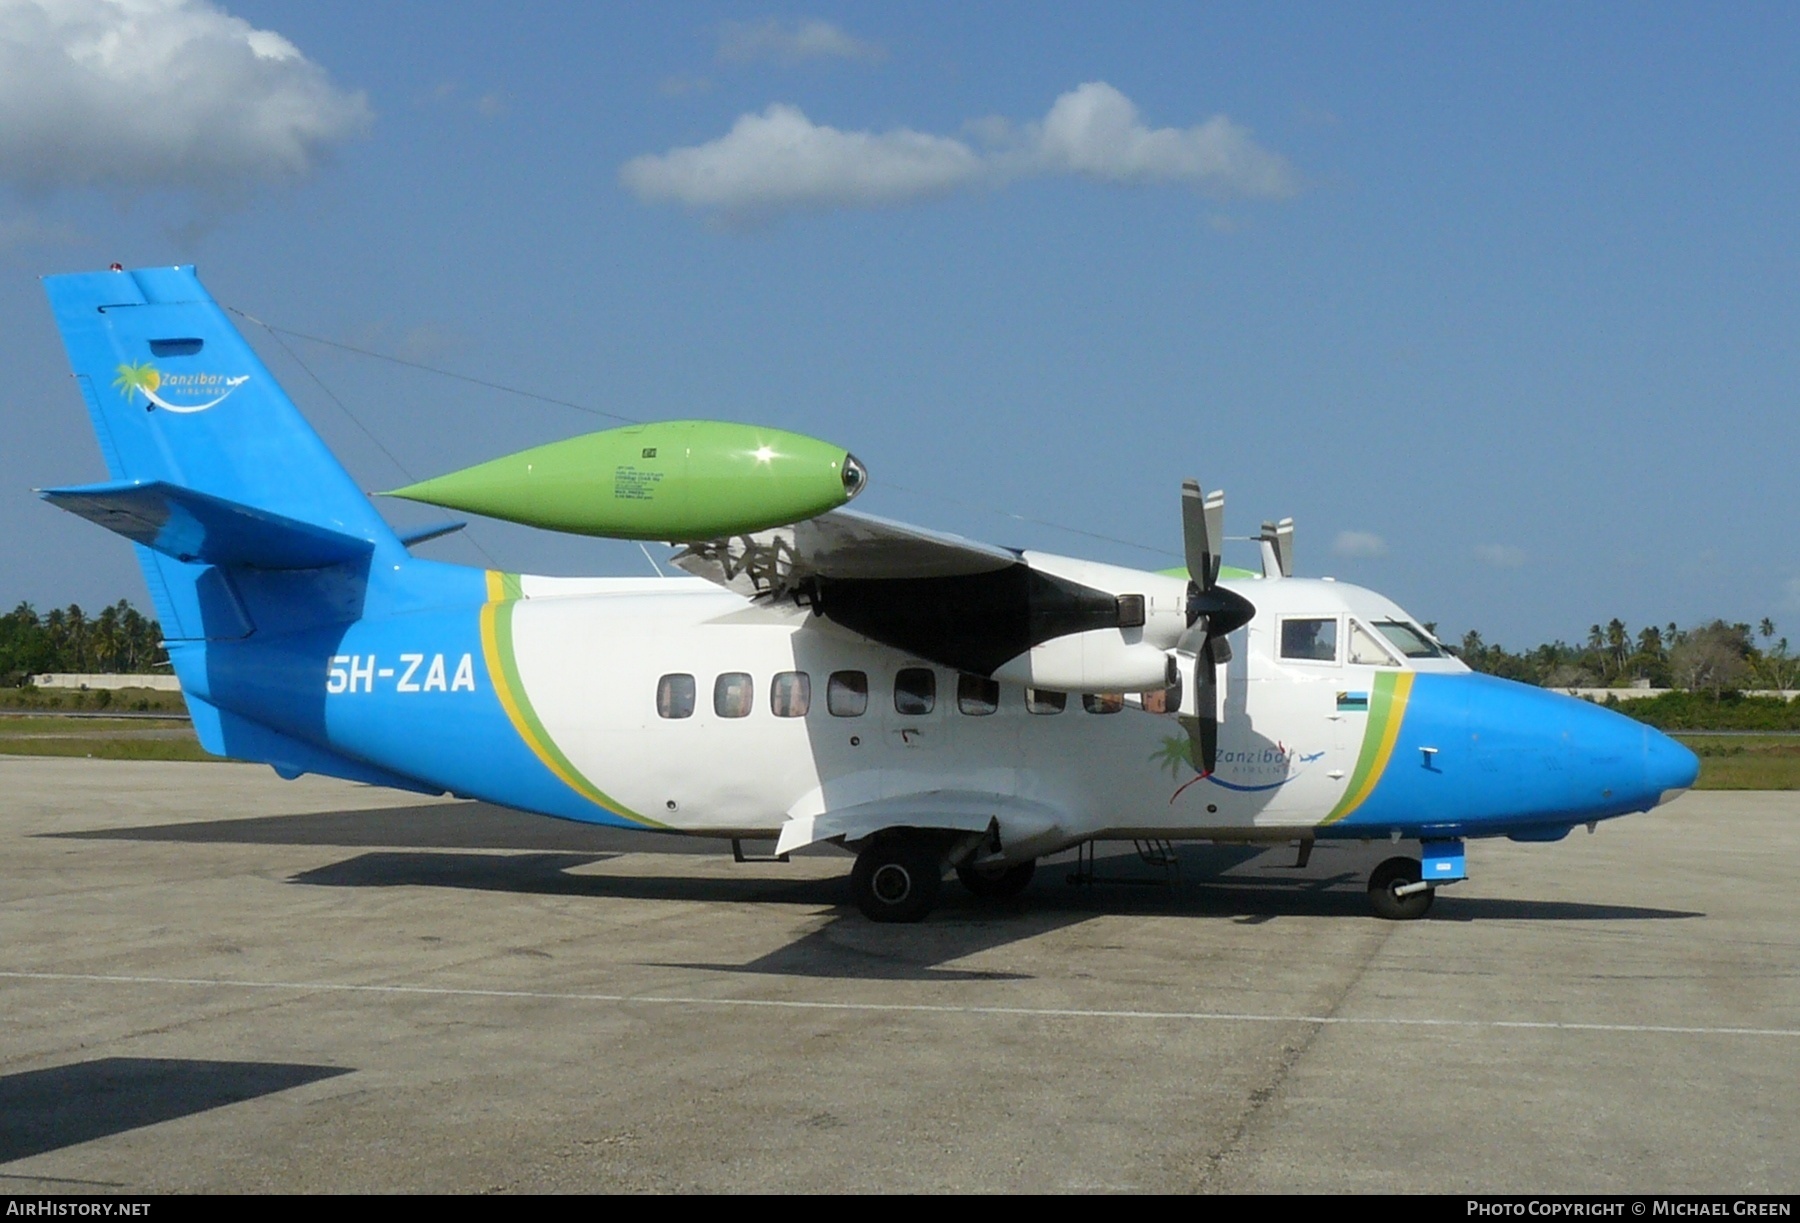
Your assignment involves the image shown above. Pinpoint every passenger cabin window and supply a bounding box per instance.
[1083,693,1123,714]
[714,672,753,718]
[894,668,936,715]
[827,670,868,717]
[957,674,999,716]
[1348,621,1400,667]
[1373,620,1446,659]
[656,673,696,719]
[1280,617,1339,663]
[1026,689,1066,715]
[771,671,811,717]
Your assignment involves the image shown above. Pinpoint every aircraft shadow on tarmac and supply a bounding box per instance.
[0,1057,350,1166]
[54,800,1704,980]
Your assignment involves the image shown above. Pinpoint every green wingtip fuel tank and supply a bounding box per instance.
[383,420,867,541]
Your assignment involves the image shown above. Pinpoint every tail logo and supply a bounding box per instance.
[113,362,250,414]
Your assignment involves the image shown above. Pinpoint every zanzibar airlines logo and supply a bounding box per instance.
[113,362,250,414]
[1155,734,1327,802]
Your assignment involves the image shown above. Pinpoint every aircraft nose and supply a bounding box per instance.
[1643,725,1699,805]
[1444,675,1701,828]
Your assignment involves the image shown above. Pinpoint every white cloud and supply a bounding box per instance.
[0,0,370,196]
[1028,83,1296,197]
[621,104,981,215]
[1332,530,1388,559]
[716,18,883,65]
[622,82,1296,220]
[1783,576,1800,612]
[1475,543,1527,569]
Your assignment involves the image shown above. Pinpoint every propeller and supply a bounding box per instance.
[1178,479,1256,775]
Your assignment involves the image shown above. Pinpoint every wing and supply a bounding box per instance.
[670,508,1017,595]
[672,509,1185,687]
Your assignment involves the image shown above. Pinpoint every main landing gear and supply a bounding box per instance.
[850,832,1038,920]
[955,858,1036,900]
[850,833,943,923]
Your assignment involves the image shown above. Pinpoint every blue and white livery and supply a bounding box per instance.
[38,266,1699,921]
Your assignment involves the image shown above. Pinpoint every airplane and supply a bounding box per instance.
[35,265,1700,923]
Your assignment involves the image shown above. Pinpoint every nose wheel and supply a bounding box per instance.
[1368,856,1435,920]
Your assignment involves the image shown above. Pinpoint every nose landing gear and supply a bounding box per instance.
[1368,856,1435,920]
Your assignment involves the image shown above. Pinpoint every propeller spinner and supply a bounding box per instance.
[1178,479,1255,775]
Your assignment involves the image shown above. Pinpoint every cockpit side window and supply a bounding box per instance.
[1373,619,1446,659]
[1279,617,1339,663]
[1348,620,1401,667]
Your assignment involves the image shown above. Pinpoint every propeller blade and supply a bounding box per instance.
[1258,517,1295,579]
[1181,479,1224,589]
[1203,490,1224,586]
[1185,652,1220,775]
[1181,480,1206,586]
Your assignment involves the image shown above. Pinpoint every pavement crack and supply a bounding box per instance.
[1189,920,1396,1193]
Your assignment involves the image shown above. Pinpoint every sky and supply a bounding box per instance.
[0,1,1795,650]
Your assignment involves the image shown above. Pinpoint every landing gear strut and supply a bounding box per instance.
[1368,855,1435,920]
[851,833,943,922]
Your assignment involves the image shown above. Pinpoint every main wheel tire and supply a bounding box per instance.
[1368,855,1434,920]
[956,858,1037,901]
[851,836,943,923]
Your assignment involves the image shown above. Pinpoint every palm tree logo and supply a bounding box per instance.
[110,361,249,413]
[113,362,161,406]
[1150,734,1195,779]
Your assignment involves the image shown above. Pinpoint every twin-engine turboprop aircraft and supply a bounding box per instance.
[39,266,1699,922]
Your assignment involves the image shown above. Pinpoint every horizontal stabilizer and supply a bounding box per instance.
[41,479,375,570]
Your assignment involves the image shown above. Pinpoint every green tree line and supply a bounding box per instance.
[1454,618,1800,695]
[4,597,1798,708]
[1,601,167,683]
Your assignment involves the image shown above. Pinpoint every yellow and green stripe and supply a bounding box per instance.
[1323,671,1414,824]
[480,571,661,827]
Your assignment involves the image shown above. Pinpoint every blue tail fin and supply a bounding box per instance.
[41,265,403,648]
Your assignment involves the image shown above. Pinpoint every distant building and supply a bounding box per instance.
[31,673,182,692]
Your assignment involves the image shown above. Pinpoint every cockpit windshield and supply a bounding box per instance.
[1372,619,1445,659]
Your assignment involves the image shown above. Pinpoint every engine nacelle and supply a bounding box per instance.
[387,420,865,541]
[992,631,1176,693]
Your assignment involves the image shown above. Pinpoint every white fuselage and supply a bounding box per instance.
[499,570,1468,855]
